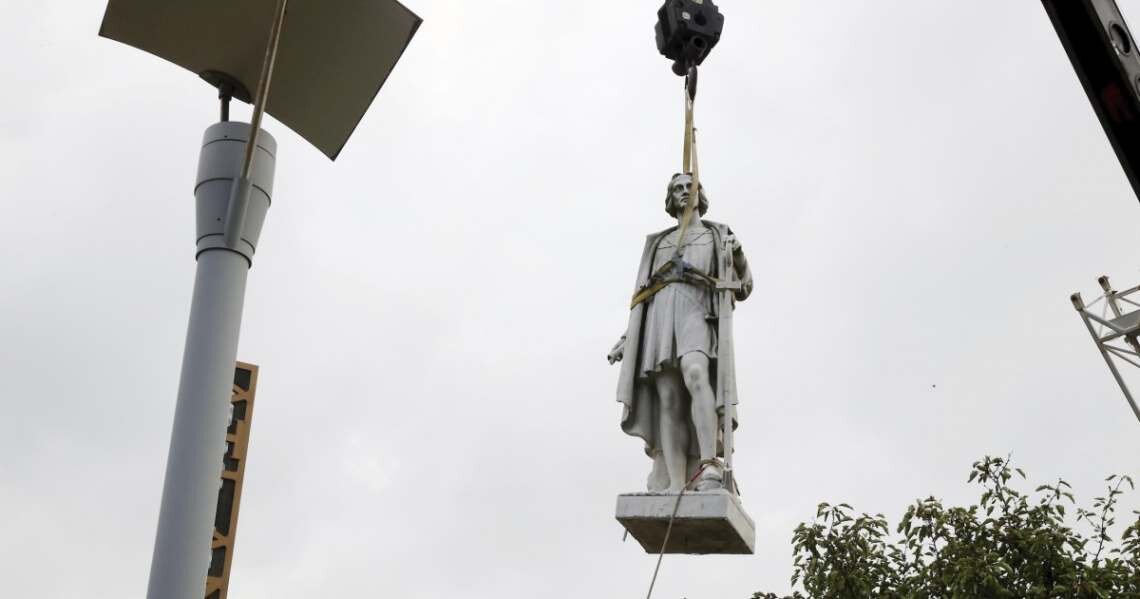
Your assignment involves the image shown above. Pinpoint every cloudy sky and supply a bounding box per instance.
[7,0,1140,597]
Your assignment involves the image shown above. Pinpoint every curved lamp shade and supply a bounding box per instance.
[100,0,421,160]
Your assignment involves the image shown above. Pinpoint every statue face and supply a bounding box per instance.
[669,175,693,214]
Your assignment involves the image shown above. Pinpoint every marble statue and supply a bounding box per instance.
[608,173,753,494]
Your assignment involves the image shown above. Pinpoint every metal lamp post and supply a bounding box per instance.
[98,1,421,597]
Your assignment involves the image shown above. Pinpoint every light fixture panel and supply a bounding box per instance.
[100,0,421,159]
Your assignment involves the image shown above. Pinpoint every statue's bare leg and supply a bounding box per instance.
[654,370,690,492]
[681,352,718,466]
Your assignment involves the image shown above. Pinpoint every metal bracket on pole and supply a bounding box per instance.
[1072,275,1140,424]
[222,177,254,252]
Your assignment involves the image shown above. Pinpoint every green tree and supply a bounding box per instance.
[754,456,1140,599]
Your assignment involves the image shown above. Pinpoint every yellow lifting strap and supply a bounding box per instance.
[630,79,704,310]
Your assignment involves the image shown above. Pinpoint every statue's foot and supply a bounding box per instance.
[693,459,725,492]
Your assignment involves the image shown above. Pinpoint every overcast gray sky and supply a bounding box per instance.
[7,0,1140,597]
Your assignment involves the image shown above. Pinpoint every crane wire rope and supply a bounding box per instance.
[642,70,715,599]
[643,460,720,599]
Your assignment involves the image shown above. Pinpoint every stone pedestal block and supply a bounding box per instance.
[616,489,755,555]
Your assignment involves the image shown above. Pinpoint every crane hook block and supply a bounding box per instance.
[655,0,725,76]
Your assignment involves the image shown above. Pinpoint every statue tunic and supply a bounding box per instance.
[638,226,717,377]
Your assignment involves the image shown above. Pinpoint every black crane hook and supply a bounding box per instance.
[655,0,725,77]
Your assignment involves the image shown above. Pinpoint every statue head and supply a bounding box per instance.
[665,173,709,218]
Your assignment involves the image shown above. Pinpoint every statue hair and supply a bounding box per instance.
[664,173,709,217]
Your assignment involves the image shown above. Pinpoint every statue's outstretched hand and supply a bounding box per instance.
[607,335,627,365]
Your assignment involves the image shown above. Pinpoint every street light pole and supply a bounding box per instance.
[147,122,276,599]
[98,1,422,595]
[147,4,286,595]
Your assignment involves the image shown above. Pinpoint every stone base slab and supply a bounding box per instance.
[616,489,755,555]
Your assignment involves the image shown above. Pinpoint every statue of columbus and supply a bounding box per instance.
[609,173,753,494]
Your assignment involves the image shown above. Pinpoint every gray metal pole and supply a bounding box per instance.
[147,122,276,599]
